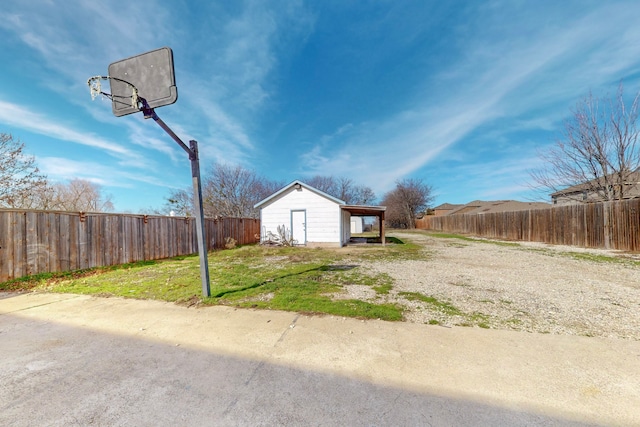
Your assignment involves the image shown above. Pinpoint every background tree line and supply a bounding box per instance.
[5,84,639,221]
[163,163,384,219]
[1,133,113,212]
[2,131,434,227]
[164,162,434,229]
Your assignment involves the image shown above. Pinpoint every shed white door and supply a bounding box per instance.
[291,210,306,245]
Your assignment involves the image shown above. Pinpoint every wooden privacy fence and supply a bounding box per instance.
[415,199,640,252]
[0,209,260,282]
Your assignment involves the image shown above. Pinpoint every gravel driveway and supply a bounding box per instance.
[357,231,640,340]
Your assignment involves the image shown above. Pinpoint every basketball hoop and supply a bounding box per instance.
[85,47,209,297]
[87,76,141,110]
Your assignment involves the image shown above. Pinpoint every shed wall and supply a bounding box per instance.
[260,187,342,244]
[342,210,351,245]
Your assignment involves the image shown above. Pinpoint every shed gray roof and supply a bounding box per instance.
[254,180,346,209]
[254,181,387,217]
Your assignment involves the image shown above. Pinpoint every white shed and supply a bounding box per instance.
[350,216,363,234]
[254,180,386,247]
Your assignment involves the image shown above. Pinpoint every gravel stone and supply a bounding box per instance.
[346,232,640,340]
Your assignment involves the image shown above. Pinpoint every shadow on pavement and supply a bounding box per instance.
[1,310,598,426]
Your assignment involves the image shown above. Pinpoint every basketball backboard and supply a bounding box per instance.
[108,47,178,117]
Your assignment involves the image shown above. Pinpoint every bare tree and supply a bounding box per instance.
[165,188,193,216]
[382,178,433,229]
[306,175,376,204]
[47,179,114,212]
[163,164,277,218]
[349,184,377,205]
[171,163,281,219]
[202,164,261,218]
[306,175,336,195]
[0,133,48,208]
[29,179,113,212]
[531,84,640,202]
[11,181,56,210]
[162,168,374,219]
[6,175,114,212]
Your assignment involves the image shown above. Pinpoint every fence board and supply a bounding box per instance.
[0,210,261,282]
[0,212,11,282]
[416,199,640,252]
[14,213,25,279]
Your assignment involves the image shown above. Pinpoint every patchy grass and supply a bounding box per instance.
[347,237,429,262]
[399,292,462,316]
[399,290,500,329]
[467,312,492,329]
[2,243,407,321]
[427,232,521,247]
[429,231,640,266]
[428,232,477,241]
[0,260,158,292]
[524,247,640,266]
[372,282,394,295]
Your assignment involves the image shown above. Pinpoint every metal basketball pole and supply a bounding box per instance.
[142,106,211,297]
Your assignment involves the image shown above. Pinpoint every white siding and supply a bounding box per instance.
[260,187,342,245]
[342,210,351,245]
[350,217,363,233]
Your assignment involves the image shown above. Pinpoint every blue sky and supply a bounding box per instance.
[2,1,640,213]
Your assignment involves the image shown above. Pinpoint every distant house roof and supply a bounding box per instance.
[550,170,640,197]
[433,203,463,211]
[448,200,551,215]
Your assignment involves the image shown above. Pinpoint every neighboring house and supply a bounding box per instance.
[254,180,386,247]
[445,200,551,215]
[550,171,640,205]
[432,203,463,216]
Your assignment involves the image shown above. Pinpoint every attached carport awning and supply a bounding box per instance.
[341,205,386,245]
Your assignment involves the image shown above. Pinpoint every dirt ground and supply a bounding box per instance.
[350,231,640,340]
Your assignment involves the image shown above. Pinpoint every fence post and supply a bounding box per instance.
[603,201,611,250]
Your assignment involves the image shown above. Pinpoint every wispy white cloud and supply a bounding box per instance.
[300,2,640,197]
[0,0,168,82]
[38,156,177,189]
[1,0,314,171]
[0,99,133,157]
[38,157,120,187]
[172,1,314,166]
[122,120,182,164]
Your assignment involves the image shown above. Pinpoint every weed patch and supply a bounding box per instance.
[399,292,462,316]
[428,232,520,247]
[524,247,640,266]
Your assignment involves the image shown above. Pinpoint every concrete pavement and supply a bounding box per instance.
[1,292,639,426]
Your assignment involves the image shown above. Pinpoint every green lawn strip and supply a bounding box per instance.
[4,243,406,321]
[47,258,200,301]
[0,260,159,292]
[209,264,403,321]
[229,281,402,321]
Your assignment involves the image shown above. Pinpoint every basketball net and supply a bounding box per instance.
[87,76,140,110]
